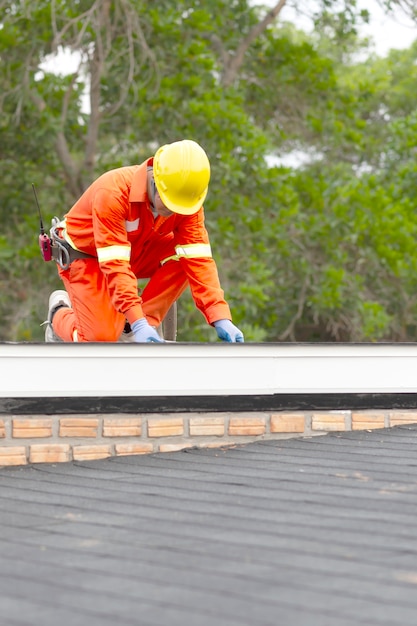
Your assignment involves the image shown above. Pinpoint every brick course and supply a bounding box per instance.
[0,410,405,467]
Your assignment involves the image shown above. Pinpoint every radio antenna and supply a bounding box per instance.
[32,183,45,234]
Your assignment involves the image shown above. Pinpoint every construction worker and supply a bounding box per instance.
[45,139,244,343]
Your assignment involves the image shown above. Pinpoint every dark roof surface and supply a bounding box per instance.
[1,425,417,625]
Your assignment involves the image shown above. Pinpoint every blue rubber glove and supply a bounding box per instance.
[131,318,164,343]
[213,319,244,343]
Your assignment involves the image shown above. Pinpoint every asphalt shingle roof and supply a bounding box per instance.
[1,424,417,625]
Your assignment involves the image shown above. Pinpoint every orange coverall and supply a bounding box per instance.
[53,158,231,342]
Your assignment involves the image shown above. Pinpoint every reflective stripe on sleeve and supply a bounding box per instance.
[97,245,131,263]
[175,244,212,258]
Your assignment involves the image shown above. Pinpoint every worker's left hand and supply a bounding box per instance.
[213,319,244,343]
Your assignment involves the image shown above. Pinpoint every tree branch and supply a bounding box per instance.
[81,0,110,183]
[221,0,287,88]
[278,275,309,341]
[55,131,85,198]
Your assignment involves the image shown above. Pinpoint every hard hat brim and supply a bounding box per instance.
[155,184,208,216]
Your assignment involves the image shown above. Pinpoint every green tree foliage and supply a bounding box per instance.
[0,0,417,342]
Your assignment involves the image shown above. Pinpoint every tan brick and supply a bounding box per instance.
[352,412,385,430]
[30,444,71,464]
[115,442,154,456]
[198,441,232,449]
[0,420,5,438]
[189,417,225,437]
[312,413,346,431]
[12,418,53,439]
[389,412,417,427]
[59,418,99,438]
[228,417,266,436]
[271,414,305,434]
[103,418,142,437]
[73,445,112,461]
[148,418,184,438]
[0,446,27,466]
[159,442,194,453]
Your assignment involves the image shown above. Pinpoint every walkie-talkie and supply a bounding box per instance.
[32,183,53,262]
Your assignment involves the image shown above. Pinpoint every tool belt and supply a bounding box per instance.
[50,217,95,270]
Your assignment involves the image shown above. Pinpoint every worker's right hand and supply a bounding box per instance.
[131,318,164,343]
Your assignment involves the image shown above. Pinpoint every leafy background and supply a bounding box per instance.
[1,0,417,342]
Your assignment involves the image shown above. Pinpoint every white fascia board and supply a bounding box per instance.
[1,342,417,398]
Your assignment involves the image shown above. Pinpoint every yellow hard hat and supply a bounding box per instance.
[153,140,210,215]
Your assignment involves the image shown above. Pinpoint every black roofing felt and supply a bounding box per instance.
[1,425,417,625]
[3,392,417,414]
